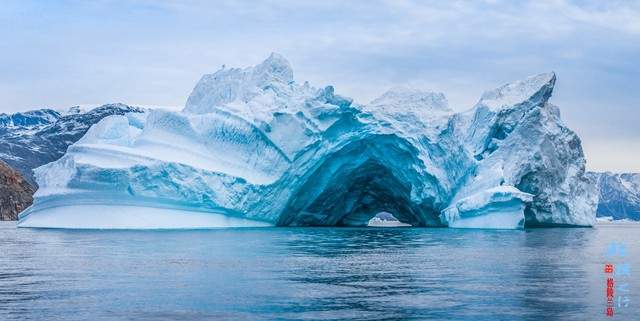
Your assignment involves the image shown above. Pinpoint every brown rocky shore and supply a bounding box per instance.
[0,160,34,220]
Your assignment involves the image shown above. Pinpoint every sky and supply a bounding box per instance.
[0,0,638,172]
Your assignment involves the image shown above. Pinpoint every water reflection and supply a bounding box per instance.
[271,228,437,320]
[518,229,594,320]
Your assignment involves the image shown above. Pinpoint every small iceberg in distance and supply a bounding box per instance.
[19,54,597,230]
[367,212,411,227]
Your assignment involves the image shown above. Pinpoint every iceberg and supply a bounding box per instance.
[18,53,598,229]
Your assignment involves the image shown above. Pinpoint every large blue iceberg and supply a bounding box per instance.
[18,54,598,229]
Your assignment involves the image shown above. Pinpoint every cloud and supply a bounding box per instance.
[0,0,638,171]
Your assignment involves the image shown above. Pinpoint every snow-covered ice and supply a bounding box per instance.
[19,53,598,229]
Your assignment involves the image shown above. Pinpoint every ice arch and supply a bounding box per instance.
[277,135,444,227]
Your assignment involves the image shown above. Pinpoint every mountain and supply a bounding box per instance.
[589,172,640,220]
[0,160,35,221]
[0,103,143,187]
[18,54,597,229]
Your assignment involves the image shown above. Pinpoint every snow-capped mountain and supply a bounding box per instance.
[18,54,598,229]
[589,172,640,221]
[0,103,143,186]
[0,109,60,127]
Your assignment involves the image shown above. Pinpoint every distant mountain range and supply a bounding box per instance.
[588,172,640,221]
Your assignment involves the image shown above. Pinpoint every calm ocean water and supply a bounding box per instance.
[1,222,638,321]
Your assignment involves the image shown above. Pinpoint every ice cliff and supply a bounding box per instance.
[18,53,598,229]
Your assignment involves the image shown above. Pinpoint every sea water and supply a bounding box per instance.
[0,222,638,320]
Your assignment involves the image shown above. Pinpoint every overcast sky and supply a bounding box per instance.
[1,0,638,172]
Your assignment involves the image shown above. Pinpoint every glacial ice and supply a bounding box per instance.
[20,205,272,229]
[18,53,598,229]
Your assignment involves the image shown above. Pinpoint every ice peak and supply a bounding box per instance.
[184,53,295,114]
[253,52,294,85]
[477,72,556,111]
[370,86,450,113]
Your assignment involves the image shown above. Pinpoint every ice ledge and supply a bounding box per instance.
[18,205,273,229]
[441,186,533,229]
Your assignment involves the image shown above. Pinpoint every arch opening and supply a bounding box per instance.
[277,135,443,227]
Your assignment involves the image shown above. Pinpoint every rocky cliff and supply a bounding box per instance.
[0,160,34,221]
